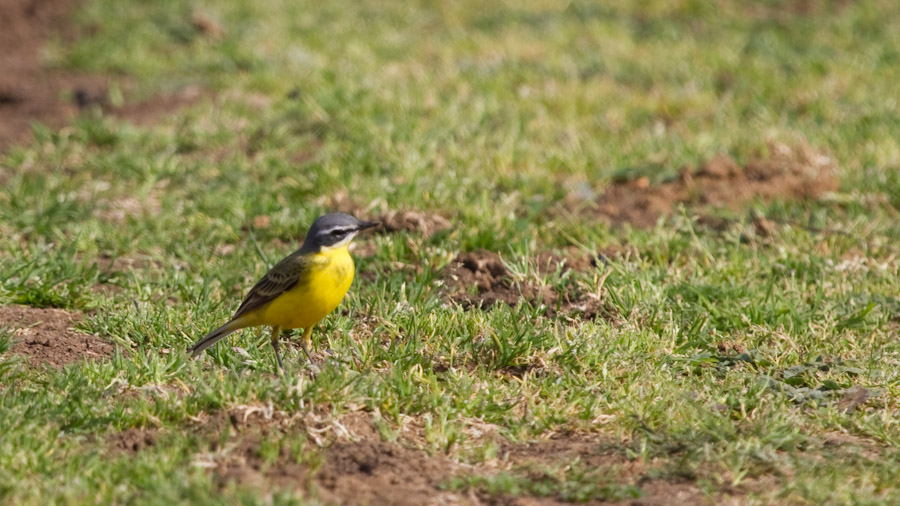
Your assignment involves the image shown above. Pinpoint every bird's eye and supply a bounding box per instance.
[330,229,343,237]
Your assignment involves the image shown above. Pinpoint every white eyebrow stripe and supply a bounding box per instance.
[322,226,356,234]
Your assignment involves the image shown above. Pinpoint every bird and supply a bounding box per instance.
[190,213,379,373]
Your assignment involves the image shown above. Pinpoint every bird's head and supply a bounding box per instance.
[302,213,379,251]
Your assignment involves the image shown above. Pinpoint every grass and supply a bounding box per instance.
[2,0,900,504]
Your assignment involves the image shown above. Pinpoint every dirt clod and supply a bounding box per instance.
[112,427,157,454]
[837,386,871,414]
[443,250,619,321]
[191,11,225,39]
[584,143,838,228]
[446,250,558,310]
[716,341,746,355]
[2,305,114,366]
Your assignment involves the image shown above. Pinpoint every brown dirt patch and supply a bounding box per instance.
[376,209,452,237]
[443,250,618,321]
[0,0,205,153]
[447,249,538,309]
[109,407,761,505]
[0,0,105,151]
[581,142,838,228]
[836,386,872,414]
[206,433,309,492]
[2,305,114,366]
[316,440,463,505]
[446,249,562,314]
[112,427,158,454]
[181,406,468,504]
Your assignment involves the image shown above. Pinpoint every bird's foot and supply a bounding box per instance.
[299,344,324,377]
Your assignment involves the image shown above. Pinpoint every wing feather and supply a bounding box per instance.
[231,252,309,320]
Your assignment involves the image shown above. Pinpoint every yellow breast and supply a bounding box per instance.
[258,245,355,329]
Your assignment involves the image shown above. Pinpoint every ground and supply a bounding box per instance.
[1,0,900,504]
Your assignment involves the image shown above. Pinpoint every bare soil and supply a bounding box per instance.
[447,250,542,309]
[446,143,838,316]
[112,427,157,454]
[0,0,103,150]
[109,409,740,505]
[0,0,203,153]
[176,408,467,505]
[2,305,114,366]
[376,210,452,237]
[581,143,838,228]
[316,440,464,505]
[444,249,618,321]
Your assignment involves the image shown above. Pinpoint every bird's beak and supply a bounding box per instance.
[356,221,380,231]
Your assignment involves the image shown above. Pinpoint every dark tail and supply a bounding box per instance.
[190,319,244,356]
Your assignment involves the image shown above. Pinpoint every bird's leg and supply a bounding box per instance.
[270,326,285,375]
[300,326,315,364]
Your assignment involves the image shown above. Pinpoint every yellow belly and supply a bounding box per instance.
[256,246,355,329]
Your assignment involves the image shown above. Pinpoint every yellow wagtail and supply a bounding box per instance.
[190,213,379,372]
